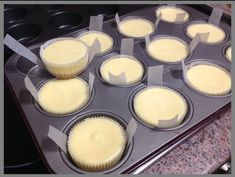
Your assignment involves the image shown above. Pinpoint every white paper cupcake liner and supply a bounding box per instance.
[40,37,89,79]
[67,116,127,172]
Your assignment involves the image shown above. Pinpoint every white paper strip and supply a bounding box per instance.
[208,8,223,26]
[158,114,178,128]
[4,34,43,66]
[126,118,138,146]
[47,125,68,153]
[115,13,121,26]
[175,12,187,23]
[24,76,38,101]
[145,35,151,47]
[155,12,162,28]
[88,38,101,63]
[120,38,134,56]
[89,72,95,95]
[108,71,127,85]
[189,33,201,53]
[89,15,104,32]
[148,65,164,86]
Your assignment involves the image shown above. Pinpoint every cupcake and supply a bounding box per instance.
[67,116,127,172]
[78,31,114,54]
[146,36,189,63]
[186,22,226,44]
[225,46,231,61]
[38,78,90,115]
[100,55,144,85]
[185,62,231,96]
[40,38,89,79]
[133,86,188,128]
[118,17,155,38]
[155,6,190,23]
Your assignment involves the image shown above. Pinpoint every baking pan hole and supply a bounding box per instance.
[5,23,42,43]
[182,59,231,98]
[33,76,94,117]
[129,84,193,131]
[95,53,148,88]
[60,111,133,174]
[88,5,119,18]
[37,5,64,12]
[49,11,83,29]
[4,7,28,24]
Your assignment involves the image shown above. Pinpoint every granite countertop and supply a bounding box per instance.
[143,4,231,174]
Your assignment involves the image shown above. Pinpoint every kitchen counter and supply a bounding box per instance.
[144,4,231,174]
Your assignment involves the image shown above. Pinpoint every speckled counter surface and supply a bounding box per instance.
[143,4,231,174]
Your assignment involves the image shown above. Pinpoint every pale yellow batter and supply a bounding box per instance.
[186,64,231,96]
[156,6,190,23]
[225,46,231,61]
[78,31,114,54]
[100,55,144,85]
[186,23,226,44]
[40,39,88,78]
[67,116,126,172]
[133,86,187,128]
[147,37,189,62]
[118,18,155,38]
[38,78,89,115]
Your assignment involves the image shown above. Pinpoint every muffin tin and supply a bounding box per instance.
[4,5,231,174]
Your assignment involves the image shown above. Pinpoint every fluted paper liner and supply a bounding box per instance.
[67,116,127,172]
[182,60,231,96]
[40,37,89,79]
[4,34,44,67]
[134,86,188,128]
[208,8,223,26]
[148,65,164,86]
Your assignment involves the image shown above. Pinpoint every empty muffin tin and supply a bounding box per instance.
[4,5,231,174]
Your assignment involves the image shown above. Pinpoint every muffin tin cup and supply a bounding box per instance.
[182,59,231,98]
[145,35,192,64]
[39,37,89,79]
[60,111,134,174]
[129,83,194,131]
[184,20,229,45]
[33,75,95,117]
[77,30,115,55]
[154,5,191,24]
[97,53,148,87]
[117,16,156,39]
